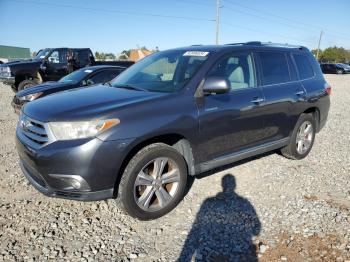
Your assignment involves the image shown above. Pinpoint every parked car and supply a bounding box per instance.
[16,42,330,220]
[0,47,134,92]
[12,65,125,113]
[320,63,350,74]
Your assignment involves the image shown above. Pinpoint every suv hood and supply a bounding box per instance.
[16,81,77,97]
[23,85,167,122]
[4,59,41,67]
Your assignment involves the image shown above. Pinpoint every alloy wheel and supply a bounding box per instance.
[134,157,180,212]
[296,121,314,154]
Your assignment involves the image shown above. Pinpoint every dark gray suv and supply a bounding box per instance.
[16,42,330,220]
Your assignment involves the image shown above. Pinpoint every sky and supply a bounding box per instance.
[1,0,349,54]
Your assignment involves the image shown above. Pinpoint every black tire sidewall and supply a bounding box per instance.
[289,114,316,159]
[18,80,37,91]
[120,144,188,220]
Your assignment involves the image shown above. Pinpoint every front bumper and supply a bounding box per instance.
[12,96,25,114]
[20,161,114,201]
[16,129,133,201]
[0,76,15,85]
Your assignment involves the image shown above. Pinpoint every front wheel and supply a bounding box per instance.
[281,114,316,160]
[118,143,188,220]
[17,79,39,91]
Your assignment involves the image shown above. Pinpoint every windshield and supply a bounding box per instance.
[34,49,51,60]
[111,50,210,92]
[59,68,92,83]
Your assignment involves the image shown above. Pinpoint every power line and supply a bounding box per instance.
[223,0,350,40]
[6,0,215,22]
[221,21,311,46]
[174,0,215,7]
[222,4,320,35]
[223,0,319,31]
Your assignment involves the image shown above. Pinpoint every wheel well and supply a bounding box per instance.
[113,134,195,197]
[303,107,320,132]
[15,72,42,88]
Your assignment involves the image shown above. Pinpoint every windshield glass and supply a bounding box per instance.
[34,49,51,59]
[59,68,92,83]
[111,50,210,92]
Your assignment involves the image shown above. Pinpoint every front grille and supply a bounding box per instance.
[18,114,50,148]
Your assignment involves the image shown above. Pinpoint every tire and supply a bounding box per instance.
[17,79,39,91]
[281,114,316,160]
[336,69,344,75]
[118,143,188,220]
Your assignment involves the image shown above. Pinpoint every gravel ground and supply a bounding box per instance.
[0,75,349,261]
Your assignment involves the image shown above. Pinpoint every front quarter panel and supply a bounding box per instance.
[97,92,199,144]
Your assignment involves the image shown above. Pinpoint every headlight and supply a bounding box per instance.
[48,119,120,140]
[0,66,11,77]
[18,92,43,102]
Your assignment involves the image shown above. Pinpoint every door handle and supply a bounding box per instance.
[295,90,305,96]
[250,98,264,104]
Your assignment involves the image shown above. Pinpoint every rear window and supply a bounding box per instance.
[293,54,314,79]
[258,52,290,85]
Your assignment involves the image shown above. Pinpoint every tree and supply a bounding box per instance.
[318,46,350,63]
[105,53,116,60]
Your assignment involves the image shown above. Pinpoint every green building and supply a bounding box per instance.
[0,45,31,63]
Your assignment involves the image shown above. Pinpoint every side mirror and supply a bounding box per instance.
[202,76,231,94]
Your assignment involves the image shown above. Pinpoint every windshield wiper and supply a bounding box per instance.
[104,81,112,87]
[114,84,148,92]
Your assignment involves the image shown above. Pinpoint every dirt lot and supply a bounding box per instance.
[0,75,349,261]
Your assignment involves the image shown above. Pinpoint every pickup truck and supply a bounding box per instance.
[0,48,134,92]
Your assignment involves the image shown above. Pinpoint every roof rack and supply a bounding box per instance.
[226,41,305,49]
[261,42,305,49]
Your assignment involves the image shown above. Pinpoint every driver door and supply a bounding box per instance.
[196,51,265,163]
[45,49,69,81]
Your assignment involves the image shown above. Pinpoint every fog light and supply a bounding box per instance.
[70,179,81,190]
[49,174,91,191]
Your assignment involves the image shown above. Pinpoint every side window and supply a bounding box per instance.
[47,50,68,64]
[78,50,92,67]
[86,70,118,85]
[258,52,290,85]
[293,54,314,79]
[208,52,256,91]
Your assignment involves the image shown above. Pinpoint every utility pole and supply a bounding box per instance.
[215,0,220,45]
[316,30,323,60]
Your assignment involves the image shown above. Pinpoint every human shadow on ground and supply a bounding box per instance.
[179,174,261,262]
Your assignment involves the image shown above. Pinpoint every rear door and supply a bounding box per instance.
[77,49,93,68]
[196,51,265,162]
[255,51,305,141]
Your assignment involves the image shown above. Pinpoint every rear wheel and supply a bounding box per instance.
[118,143,188,220]
[336,69,344,74]
[281,114,316,160]
[17,79,39,91]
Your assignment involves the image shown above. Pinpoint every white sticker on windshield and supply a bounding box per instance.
[84,70,93,73]
[183,51,209,57]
